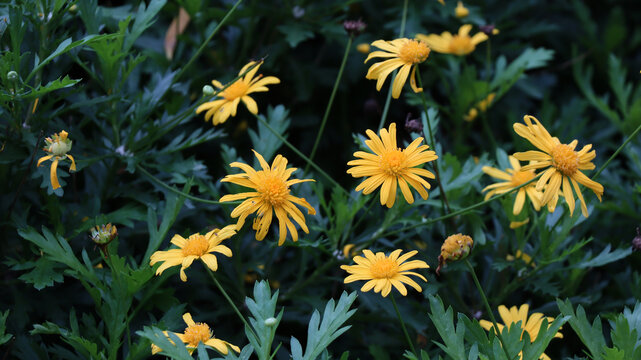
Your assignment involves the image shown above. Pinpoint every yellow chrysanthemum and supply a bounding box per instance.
[416,24,488,56]
[347,123,438,208]
[482,156,542,215]
[220,150,316,246]
[196,61,280,125]
[364,38,431,99]
[512,115,604,217]
[37,130,76,190]
[480,304,562,360]
[455,1,469,18]
[151,313,240,355]
[149,225,236,282]
[341,249,429,297]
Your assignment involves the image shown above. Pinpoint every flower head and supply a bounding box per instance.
[220,151,316,246]
[196,61,280,125]
[480,304,562,360]
[455,1,469,18]
[37,130,77,190]
[347,123,438,208]
[150,225,236,282]
[512,115,604,217]
[90,223,118,245]
[416,24,488,56]
[482,156,542,215]
[436,233,473,274]
[364,38,430,98]
[151,313,240,355]
[341,249,429,297]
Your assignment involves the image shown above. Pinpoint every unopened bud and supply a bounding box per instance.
[202,85,215,96]
[479,24,497,36]
[404,113,423,134]
[436,233,473,275]
[69,4,78,12]
[343,19,367,36]
[633,228,641,251]
[91,223,118,245]
[264,317,277,327]
[7,70,18,81]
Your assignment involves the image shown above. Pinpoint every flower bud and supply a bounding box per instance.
[202,85,215,96]
[479,24,499,36]
[7,70,18,81]
[633,228,641,251]
[343,19,367,36]
[91,223,118,245]
[404,113,423,134]
[436,233,473,274]
[264,317,278,327]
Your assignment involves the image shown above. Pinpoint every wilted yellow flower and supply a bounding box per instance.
[482,156,542,215]
[150,226,235,282]
[356,43,371,54]
[196,61,280,125]
[347,123,438,208]
[220,150,316,246]
[455,1,469,18]
[436,233,473,274]
[37,130,76,190]
[341,249,429,297]
[416,24,488,56]
[151,313,240,355]
[480,304,562,360]
[364,38,430,98]
[512,115,603,217]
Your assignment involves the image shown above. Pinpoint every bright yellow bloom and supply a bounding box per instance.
[341,249,429,297]
[455,1,469,18]
[356,43,371,54]
[436,233,473,274]
[480,304,562,360]
[464,93,495,122]
[37,130,76,190]
[416,24,488,56]
[196,61,280,125]
[220,150,316,246]
[512,115,604,217]
[150,226,235,282]
[151,313,240,355]
[347,123,438,208]
[364,38,431,99]
[482,156,542,215]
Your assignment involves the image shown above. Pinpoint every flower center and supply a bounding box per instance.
[49,141,71,156]
[183,323,212,347]
[223,80,250,100]
[510,170,535,187]
[399,40,430,64]
[370,257,399,279]
[551,144,579,176]
[182,235,210,257]
[381,149,406,176]
[448,35,473,55]
[256,174,290,206]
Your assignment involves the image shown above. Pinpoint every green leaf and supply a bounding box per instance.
[491,48,554,96]
[31,321,104,359]
[609,304,641,359]
[427,295,466,360]
[136,326,194,360]
[245,280,281,360]
[522,316,569,360]
[0,75,81,102]
[608,55,632,118]
[250,105,291,163]
[572,244,632,269]
[277,24,315,47]
[16,257,64,290]
[0,310,12,346]
[124,0,167,52]
[557,299,606,360]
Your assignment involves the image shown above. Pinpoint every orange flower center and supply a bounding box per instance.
[370,257,399,279]
[182,235,210,257]
[256,174,290,206]
[223,80,250,100]
[511,170,535,187]
[381,149,407,176]
[183,323,212,347]
[399,40,430,64]
[551,144,579,176]
[448,35,474,55]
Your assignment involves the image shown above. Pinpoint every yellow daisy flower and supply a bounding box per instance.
[151,313,240,355]
[455,1,469,18]
[480,304,562,360]
[341,249,429,297]
[196,61,280,125]
[482,156,542,215]
[364,38,431,99]
[512,115,604,217]
[149,225,236,282]
[347,123,438,208]
[219,150,316,246]
[37,130,76,190]
[416,24,488,56]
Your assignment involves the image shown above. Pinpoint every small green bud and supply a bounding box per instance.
[202,85,215,96]
[264,317,277,327]
[7,71,18,81]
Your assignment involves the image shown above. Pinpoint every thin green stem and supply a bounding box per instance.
[306,35,353,173]
[594,122,641,179]
[137,164,237,205]
[390,292,416,355]
[254,114,350,196]
[206,268,258,340]
[173,0,244,84]
[464,259,512,360]
[377,0,409,130]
